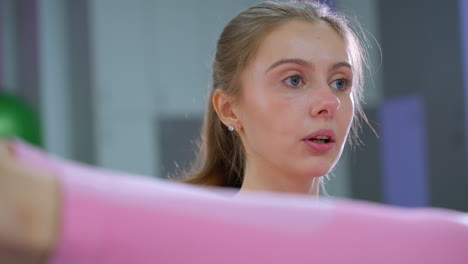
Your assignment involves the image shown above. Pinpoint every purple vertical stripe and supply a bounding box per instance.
[380,95,428,207]
[460,0,468,161]
[17,0,39,106]
[0,0,4,88]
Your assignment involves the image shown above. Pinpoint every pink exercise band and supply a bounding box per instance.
[11,140,468,264]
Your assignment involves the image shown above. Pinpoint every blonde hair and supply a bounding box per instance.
[181,1,370,191]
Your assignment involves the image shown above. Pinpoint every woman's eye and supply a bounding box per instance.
[331,78,350,90]
[284,75,304,87]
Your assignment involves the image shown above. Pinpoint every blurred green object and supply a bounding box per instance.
[0,91,42,146]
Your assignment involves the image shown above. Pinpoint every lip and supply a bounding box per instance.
[302,129,336,153]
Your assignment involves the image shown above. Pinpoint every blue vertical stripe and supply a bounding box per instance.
[460,0,468,163]
[380,95,428,207]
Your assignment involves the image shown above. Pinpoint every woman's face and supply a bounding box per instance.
[236,20,355,180]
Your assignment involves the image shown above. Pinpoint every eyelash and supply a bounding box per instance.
[282,74,352,91]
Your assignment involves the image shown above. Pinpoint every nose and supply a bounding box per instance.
[310,88,340,119]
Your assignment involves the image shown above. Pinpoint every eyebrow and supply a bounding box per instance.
[265,58,353,73]
[331,62,353,72]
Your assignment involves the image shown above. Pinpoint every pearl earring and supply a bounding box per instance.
[228,125,234,131]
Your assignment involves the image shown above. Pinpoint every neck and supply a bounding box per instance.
[239,157,320,197]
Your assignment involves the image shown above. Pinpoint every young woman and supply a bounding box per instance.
[1,1,466,264]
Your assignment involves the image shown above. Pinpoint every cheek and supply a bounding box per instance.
[240,88,303,152]
[337,94,355,136]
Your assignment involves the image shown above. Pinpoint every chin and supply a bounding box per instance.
[293,164,333,179]
[307,160,336,177]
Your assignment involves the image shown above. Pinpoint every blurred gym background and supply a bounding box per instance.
[0,0,467,211]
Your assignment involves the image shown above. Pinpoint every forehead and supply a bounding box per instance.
[251,20,349,69]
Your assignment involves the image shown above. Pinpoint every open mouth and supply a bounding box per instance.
[303,130,336,152]
[308,136,332,144]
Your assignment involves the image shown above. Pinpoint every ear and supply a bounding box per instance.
[212,89,241,130]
